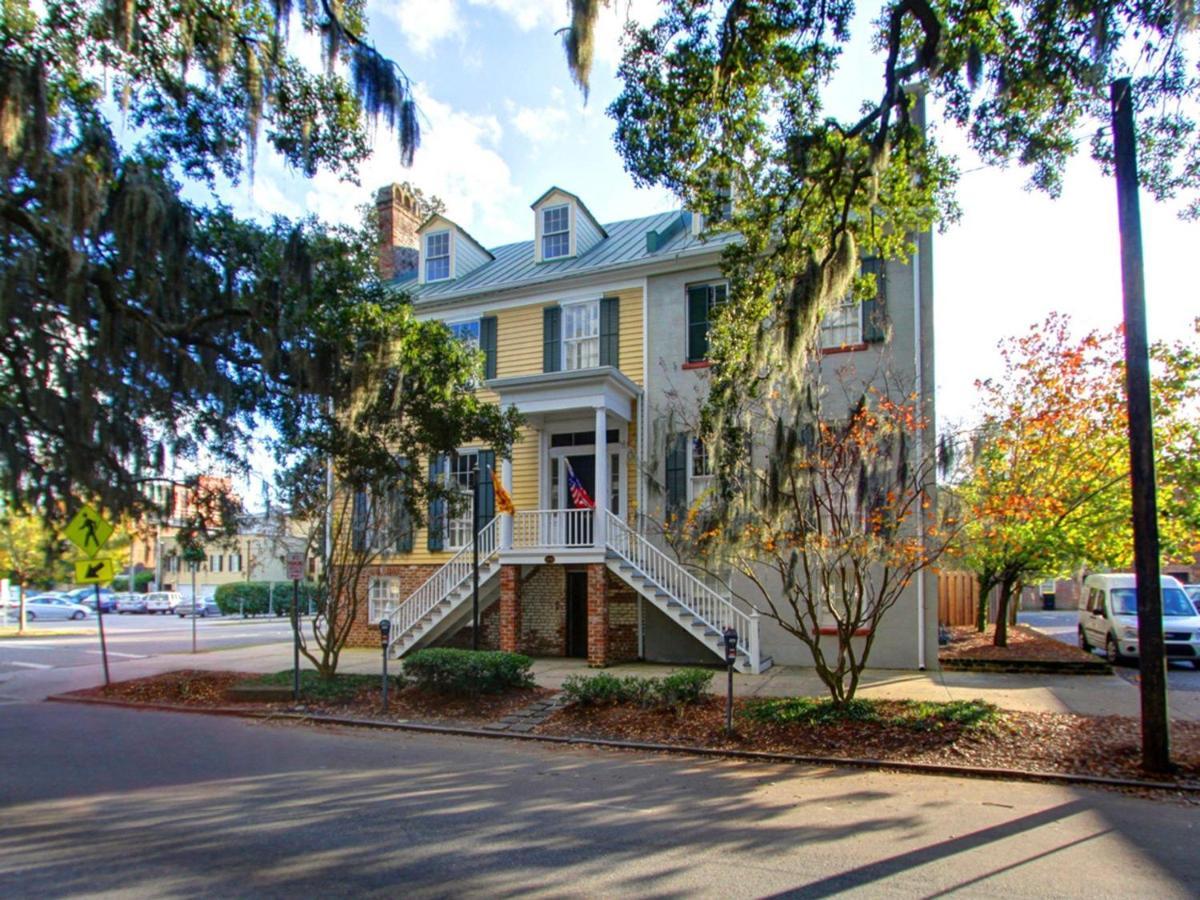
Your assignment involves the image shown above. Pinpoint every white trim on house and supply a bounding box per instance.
[486,367,641,423]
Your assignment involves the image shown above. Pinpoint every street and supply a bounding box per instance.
[0,700,1195,899]
[1019,611,1200,693]
[0,614,299,677]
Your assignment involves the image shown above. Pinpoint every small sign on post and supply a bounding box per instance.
[65,505,114,686]
[286,552,306,702]
[379,619,392,711]
[286,552,306,582]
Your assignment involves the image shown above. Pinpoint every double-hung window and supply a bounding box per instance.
[425,230,450,281]
[686,283,727,363]
[688,437,714,505]
[819,296,862,349]
[368,576,402,623]
[449,319,480,350]
[562,300,599,370]
[444,451,479,551]
[542,205,570,259]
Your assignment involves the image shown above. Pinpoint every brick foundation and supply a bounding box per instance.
[344,564,440,647]
[606,571,639,663]
[521,566,567,655]
[586,564,609,666]
[433,601,499,650]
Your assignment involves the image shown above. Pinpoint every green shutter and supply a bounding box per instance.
[687,286,710,362]
[427,456,445,552]
[543,306,561,372]
[665,434,688,520]
[351,490,368,553]
[477,450,496,524]
[480,316,497,380]
[862,258,888,343]
[599,296,620,367]
[395,459,413,553]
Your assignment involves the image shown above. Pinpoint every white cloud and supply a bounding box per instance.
[375,0,464,56]
[467,0,558,32]
[297,83,523,244]
[507,87,572,145]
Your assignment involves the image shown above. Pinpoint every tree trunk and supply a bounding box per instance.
[993,576,1016,647]
[975,575,992,632]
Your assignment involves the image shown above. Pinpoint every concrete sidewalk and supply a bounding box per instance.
[5,640,1197,721]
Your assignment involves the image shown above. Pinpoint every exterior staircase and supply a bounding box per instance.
[383,517,501,658]
[380,510,770,674]
[603,511,771,674]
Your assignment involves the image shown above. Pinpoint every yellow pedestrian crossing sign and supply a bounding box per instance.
[65,505,114,558]
[75,558,115,585]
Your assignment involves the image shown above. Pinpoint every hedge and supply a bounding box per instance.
[561,668,713,709]
[213,581,321,617]
[111,572,155,593]
[403,649,534,695]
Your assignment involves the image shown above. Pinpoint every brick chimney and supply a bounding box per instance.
[375,183,422,281]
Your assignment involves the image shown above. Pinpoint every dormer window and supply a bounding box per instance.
[425,230,450,281]
[542,205,571,259]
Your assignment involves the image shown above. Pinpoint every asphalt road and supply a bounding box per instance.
[0,614,299,677]
[0,701,1195,899]
[1019,611,1200,693]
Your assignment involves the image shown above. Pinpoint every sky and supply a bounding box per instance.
[212,0,1199,503]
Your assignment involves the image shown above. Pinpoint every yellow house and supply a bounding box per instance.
[354,181,936,673]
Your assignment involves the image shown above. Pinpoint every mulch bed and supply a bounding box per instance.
[940,624,1099,664]
[534,696,1200,793]
[65,670,554,726]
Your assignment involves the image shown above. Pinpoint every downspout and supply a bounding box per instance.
[913,242,926,671]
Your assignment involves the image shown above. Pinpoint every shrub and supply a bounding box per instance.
[656,668,714,707]
[561,668,713,709]
[254,670,383,703]
[403,649,534,696]
[742,697,999,730]
[214,581,320,617]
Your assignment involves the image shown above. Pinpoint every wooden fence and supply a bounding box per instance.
[937,570,980,627]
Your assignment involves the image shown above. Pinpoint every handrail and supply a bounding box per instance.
[380,516,500,644]
[604,510,759,670]
[512,508,594,548]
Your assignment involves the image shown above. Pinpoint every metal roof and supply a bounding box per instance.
[393,210,740,304]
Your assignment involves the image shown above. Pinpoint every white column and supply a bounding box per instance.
[500,456,513,550]
[594,406,608,548]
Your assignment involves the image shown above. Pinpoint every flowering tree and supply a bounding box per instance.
[952,315,1200,645]
[677,366,955,704]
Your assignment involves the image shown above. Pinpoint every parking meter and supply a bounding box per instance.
[722,627,738,664]
[379,619,392,709]
[722,626,738,735]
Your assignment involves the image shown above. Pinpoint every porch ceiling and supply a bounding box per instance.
[486,366,642,423]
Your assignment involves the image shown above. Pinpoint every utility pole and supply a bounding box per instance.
[1111,77,1170,773]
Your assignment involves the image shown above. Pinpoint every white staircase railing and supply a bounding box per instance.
[382,516,500,638]
[513,508,594,548]
[605,510,760,671]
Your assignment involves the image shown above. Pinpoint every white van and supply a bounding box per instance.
[1078,574,1200,665]
[144,591,183,615]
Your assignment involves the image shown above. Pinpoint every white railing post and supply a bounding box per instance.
[748,609,761,673]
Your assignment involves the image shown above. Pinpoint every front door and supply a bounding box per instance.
[565,571,588,658]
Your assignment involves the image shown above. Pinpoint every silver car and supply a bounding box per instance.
[23,595,91,621]
[115,593,148,614]
[176,596,221,618]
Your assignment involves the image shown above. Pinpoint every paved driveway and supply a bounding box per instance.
[0,701,1196,898]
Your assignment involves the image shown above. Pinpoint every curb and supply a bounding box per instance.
[46,693,1200,795]
[939,658,1112,675]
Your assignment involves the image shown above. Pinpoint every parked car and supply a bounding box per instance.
[1184,584,1200,615]
[23,595,91,621]
[67,588,117,613]
[143,591,183,614]
[175,596,221,618]
[115,593,148,614]
[1078,573,1200,665]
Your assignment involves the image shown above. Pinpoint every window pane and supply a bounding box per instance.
[543,205,569,234]
[450,320,480,348]
[543,231,570,259]
[819,300,861,349]
[426,256,450,281]
[427,232,449,256]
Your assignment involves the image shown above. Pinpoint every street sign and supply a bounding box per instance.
[64,505,114,558]
[75,558,115,584]
[286,552,306,581]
